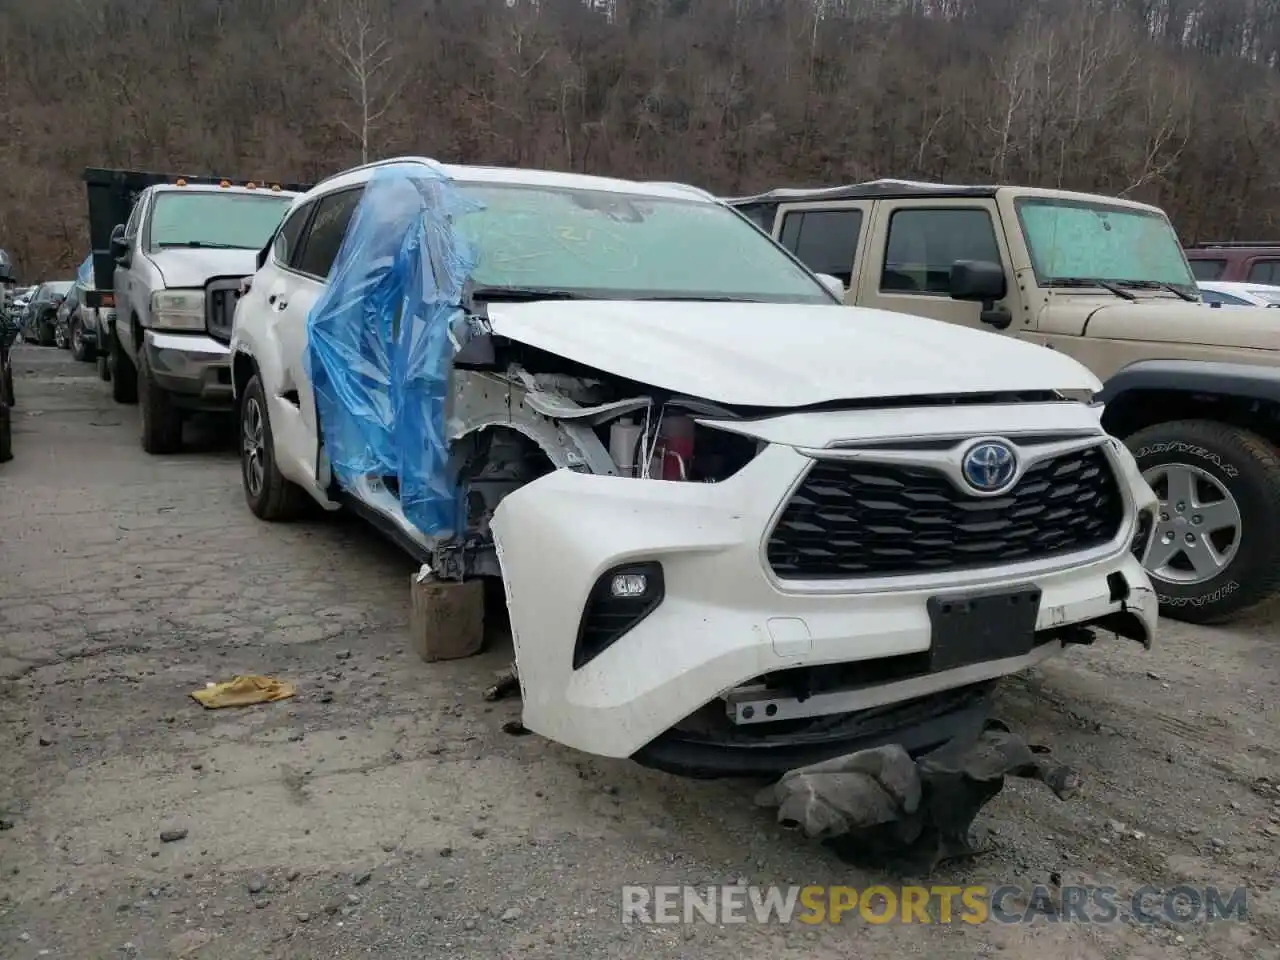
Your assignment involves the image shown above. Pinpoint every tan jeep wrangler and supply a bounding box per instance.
[729,179,1280,625]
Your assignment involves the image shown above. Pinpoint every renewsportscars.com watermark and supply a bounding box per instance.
[621,884,1249,926]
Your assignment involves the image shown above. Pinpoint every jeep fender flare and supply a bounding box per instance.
[1098,358,1280,407]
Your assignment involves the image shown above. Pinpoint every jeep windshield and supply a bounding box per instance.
[1015,196,1198,296]
[451,182,835,305]
[148,191,293,252]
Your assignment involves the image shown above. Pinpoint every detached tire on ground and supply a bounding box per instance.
[138,349,183,455]
[1126,419,1280,624]
[109,329,136,404]
[240,373,308,521]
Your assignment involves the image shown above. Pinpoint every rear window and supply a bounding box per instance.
[1188,258,1226,281]
[1247,260,1280,284]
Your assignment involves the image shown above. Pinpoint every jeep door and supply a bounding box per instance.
[769,201,872,299]
[854,197,1020,336]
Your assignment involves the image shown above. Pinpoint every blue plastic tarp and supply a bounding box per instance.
[77,254,93,287]
[305,163,479,539]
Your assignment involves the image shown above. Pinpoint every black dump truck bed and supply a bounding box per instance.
[82,168,313,309]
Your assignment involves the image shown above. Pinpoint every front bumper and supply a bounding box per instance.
[491,404,1159,766]
[142,330,233,411]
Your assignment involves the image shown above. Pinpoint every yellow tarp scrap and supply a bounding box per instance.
[190,675,295,709]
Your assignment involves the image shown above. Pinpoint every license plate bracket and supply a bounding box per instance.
[926,584,1042,672]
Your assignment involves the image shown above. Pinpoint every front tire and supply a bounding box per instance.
[240,373,308,521]
[138,349,183,454]
[1126,419,1280,624]
[109,328,137,404]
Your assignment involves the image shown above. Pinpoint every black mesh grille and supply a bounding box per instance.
[767,445,1125,579]
[206,280,243,343]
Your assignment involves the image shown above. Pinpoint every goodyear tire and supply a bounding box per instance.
[1126,419,1280,624]
[138,349,183,455]
[240,373,308,521]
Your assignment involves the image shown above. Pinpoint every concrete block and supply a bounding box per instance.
[409,575,486,662]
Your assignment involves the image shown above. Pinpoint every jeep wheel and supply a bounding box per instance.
[138,350,183,454]
[241,374,308,521]
[70,320,94,362]
[1126,419,1280,624]
[109,328,137,404]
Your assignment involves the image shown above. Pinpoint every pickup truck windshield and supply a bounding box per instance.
[149,191,293,251]
[451,183,834,304]
[1015,196,1197,291]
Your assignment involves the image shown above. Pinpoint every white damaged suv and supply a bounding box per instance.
[230,157,1159,778]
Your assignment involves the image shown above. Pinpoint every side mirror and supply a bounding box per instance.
[950,259,1012,330]
[814,273,846,299]
[109,224,129,264]
[949,260,1007,302]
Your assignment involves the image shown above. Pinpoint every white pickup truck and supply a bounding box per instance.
[82,169,307,453]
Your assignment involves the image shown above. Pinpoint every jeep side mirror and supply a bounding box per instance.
[949,260,1006,301]
[109,224,129,264]
[814,273,846,299]
[950,259,1012,330]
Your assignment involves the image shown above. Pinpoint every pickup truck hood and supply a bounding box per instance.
[146,248,257,289]
[485,300,1100,407]
[1083,300,1279,351]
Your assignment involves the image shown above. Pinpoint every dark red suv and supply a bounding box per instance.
[1184,242,1280,283]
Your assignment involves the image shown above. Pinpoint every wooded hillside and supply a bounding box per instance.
[2,0,1278,279]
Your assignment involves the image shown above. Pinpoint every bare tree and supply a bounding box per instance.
[321,0,404,164]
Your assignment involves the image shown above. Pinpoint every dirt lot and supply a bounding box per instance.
[1,343,1278,960]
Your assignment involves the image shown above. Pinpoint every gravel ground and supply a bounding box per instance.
[1,343,1278,960]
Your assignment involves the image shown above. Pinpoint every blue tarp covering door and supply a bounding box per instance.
[304,162,480,539]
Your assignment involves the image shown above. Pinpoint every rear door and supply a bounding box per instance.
[854,197,1017,334]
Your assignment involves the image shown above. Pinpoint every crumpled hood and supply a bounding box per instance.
[1085,300,1279,350]
[145,248,258,289]
[485,300,1100,407]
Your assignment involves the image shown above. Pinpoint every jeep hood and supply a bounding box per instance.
[1083,300,1278,351]
[484,300,1100,407]
[145,248,258,290]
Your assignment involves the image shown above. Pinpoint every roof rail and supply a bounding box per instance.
[1191,241,1280,248]
[641,180,716,201]
[311,156,444,191]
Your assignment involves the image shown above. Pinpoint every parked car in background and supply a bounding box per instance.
[54,283,85,349]
[1197,281,1280,308]
[730,179,1280,625]
[1185,242,1280,283]
[21,280,73,346]
[83,168,308,453]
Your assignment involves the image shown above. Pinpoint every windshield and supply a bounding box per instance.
[1015,197,1196,291]
[149,191,293,250]
[45,281,73,297]
[450,183,833,304]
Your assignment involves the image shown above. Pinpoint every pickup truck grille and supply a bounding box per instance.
[206,278,244,343]
[766,444,1125,579]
